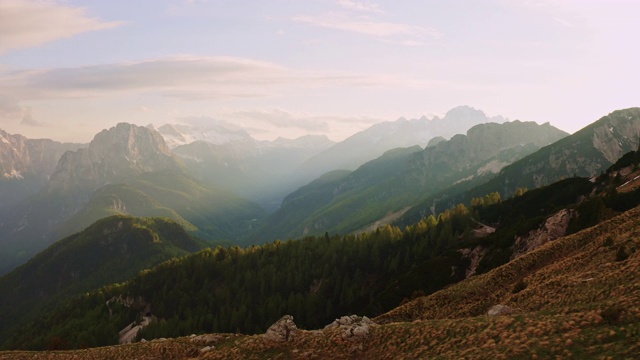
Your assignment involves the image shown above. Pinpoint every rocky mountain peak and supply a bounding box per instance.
[156,122,253,148]
[46,123,180,194]
[90,122,171,161]
[443,105,486,120]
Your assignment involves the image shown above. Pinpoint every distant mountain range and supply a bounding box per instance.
[2,106,639,277]
[252,120,567,243]
[293,105,508,185]
[5,141,640,353]
[156,106,506,209]
[0,123,264,275]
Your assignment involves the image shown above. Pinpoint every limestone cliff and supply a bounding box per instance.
[46,123,181,195]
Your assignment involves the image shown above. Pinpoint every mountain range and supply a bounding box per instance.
[0,105,514,275]
[3,140,640,355]
[160,105,500,210]
[0,123,264,275]
[1,106,640,358]
[399,107,640,225]
[253,120,567,243]
[293,105,508,185]
[172,134,335,210]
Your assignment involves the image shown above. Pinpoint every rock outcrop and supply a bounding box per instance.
[264,315,298,343]
[459,246,489,278]
[511,208,574,260]
[325,315,376,340]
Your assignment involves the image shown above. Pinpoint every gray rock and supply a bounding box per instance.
[264,315,298,343]
[324,314,376,340]
[487,304,512,316]
[200,346,213,353]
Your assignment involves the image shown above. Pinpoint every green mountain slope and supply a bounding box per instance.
[56,170,265,242]
[0,215,205,343]
[250,146,421,242]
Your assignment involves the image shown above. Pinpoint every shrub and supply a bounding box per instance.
[601,305,625,325]
[615,246,629,262]
[511,279,527,294]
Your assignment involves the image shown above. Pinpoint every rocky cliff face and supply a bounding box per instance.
[494,108,640,194]
[511,208,575,260]
[591,112,640,163]
[403,120,568,189]
[0,129,83,180]
[47,123,181,195]
[0,129,84,213]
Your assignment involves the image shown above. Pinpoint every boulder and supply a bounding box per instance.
[487,304,513,316]
[264,315,298,343]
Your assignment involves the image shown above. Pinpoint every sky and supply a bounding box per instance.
[0,0,639,143]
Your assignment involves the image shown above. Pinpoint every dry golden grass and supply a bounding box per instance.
[2,205,640,359]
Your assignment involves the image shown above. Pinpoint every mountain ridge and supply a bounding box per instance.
[0,123,265,275]
[254,119,567,243]
[400,107,640,224]
[0,215,205,345]
[293,105,509,185]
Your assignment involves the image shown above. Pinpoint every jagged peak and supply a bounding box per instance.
[443,105,486,120]
[46,123,179,195]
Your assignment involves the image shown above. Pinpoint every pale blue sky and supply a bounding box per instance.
[0,0,639,142]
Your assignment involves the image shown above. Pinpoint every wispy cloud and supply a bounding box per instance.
[335,0,384,14]
[0,56,419,102]
[554,17,574,27]
[0,0,123,54]
[292,12,440,44]
[1,56,291,100]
